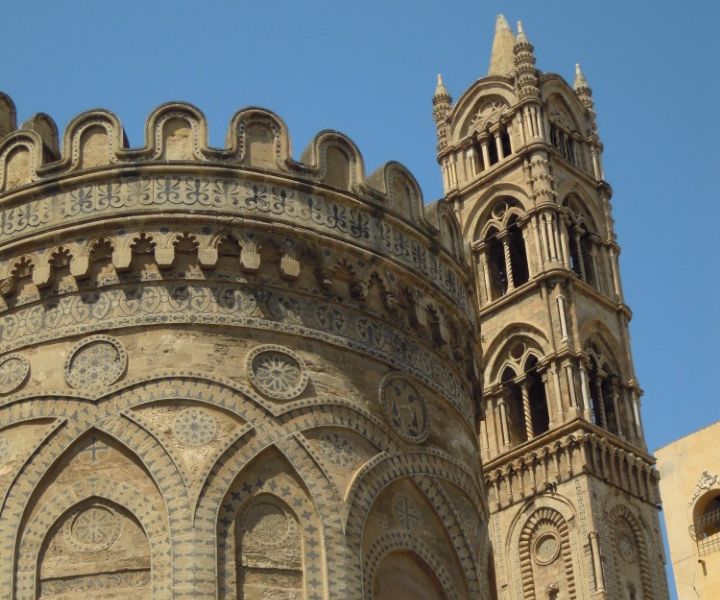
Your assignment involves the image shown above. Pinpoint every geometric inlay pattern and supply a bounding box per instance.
[247,344,308,400]
[379,372,430,443]
[67,505,123,551]
[64,335,127,388]
[318,431,357,467]
[172,407,218,447]
[239,501,295,548]
[0,353,30,394]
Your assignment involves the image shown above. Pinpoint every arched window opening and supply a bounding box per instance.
[473,140,486,173]
[697,493,720,540]
[550,123,577,166]
[580,232,596,287]
[500,126,512,157]
[586,346,626,438]
[601,370,619,435]
[565,197,600,290]
[502,366,528,446]
[487,134,499,165]
[373,550,448,600]
[525,355,550,436]
[507,216,529,287]
[485,228,507,299]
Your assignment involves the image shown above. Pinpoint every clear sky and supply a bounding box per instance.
[2,1,718,597]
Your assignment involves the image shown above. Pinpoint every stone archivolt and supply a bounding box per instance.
[0,92,488,600]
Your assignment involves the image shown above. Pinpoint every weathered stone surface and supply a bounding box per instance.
[0,16,669,600]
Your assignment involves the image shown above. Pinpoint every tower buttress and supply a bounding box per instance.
[434,15,670,600]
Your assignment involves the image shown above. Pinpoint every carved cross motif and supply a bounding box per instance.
[80,436,108,462]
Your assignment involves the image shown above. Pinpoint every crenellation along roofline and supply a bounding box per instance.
[0,98,459,251]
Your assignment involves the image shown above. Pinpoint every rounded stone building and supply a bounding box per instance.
[0,94,488,599]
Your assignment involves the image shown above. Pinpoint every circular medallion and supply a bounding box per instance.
[533,531,561,565]
[617,532,636,562]
[69,505,123,551]
[65,335,127,389]
[240,501,294,548]
[172,407,217,447]
[379,373,430,443]
[247,345,308,400]
[0,354,30,394]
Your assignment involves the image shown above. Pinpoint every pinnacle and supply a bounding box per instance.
[434,73,450,100]
[574,63,590,91]
[488,14,516,76]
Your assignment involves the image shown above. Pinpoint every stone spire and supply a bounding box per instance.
[574,63,597,131]
[432,74,452,150]
[488,14,516,76]
[513,20,539,99]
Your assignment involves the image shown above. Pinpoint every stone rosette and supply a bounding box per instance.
[0,353,30,395]
[532,531,561,565]
[64,335,128,389]
[246,344,309,400]
[379,372,430,443]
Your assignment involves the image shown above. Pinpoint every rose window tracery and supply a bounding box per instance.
[0,354,30,394]
[247,345,308,400]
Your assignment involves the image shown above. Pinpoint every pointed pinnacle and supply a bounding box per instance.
[574,63,590,90]
[496,14,511,32]
[433,73,451,101]
[488,14,516,76]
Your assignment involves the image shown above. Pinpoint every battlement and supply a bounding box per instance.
[0,94,454,239]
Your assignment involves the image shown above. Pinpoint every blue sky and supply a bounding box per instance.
[2,1,718,596]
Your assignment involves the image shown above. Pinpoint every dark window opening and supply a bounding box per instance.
[507,217,529,287]
[485,229,507,299]
[500,127,512,157]
[525,355,550,436]
[488,136,499,165]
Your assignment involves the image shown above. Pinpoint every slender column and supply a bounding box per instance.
[521,382,533,440]
[465,148,476,177]
[501,236,515,291]
[480,417,489,454]
[552,214,564,264]
[559,217,571,269]
[479,252,492,304]
[498,399,511,447]
[532,215,544,270]
[557,295,569,341]
[591,246,602,291]
[539,215,550,263]
[565,364,578,408]
[481,140,491,170]
[609,246,623,300]
[551,365,564,422]
[579,364,593,422]
[522,226,534,277]
[589,531,606,593]
[541,372,555,427]
[574,230,587,280]
[631,389,644,438]
[544,214,558,261]
[495,132,504,161]
[594,376,608,428]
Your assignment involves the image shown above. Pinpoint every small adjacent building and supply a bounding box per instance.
[657,421,720,599]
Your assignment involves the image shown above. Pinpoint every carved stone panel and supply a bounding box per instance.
[247,344,308,400]
[0,353,29,394]
[380,373,430,443]
[64,335,127,388]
